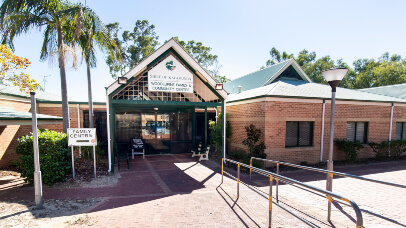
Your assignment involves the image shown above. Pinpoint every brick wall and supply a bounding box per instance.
[0,100,107,168]
[227,98,406,165]
[0,98,32,167]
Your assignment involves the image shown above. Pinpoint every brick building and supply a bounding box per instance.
[0,82,106,167]
[2,48,406,168]
[224,59,406,164]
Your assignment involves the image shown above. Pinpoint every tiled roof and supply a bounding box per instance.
[228,80,406,103]
[0,107,62,120]
[0,83,61,101]
[358,83,406,99]
[224,59,293,94]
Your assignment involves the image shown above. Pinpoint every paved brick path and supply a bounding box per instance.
[1,154,405,227]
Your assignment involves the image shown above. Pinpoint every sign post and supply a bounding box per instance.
[67,128,97,179]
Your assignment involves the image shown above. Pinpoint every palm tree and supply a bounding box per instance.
[0,0,83,132]
[76,5,118,128]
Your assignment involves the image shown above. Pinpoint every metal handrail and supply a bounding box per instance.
[250,157,406,227]
[251,157,406,189]
[222,158,364,227]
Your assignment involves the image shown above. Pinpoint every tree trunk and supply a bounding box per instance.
[57,26,70,133]
[87,64,94,128]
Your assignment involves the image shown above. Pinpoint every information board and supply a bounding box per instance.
[131,138,145,149]
[148,55,193,93]
[68,128,97,146]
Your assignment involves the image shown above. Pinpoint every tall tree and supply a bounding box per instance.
[173,37,230,83]
[0,0,83,132]
[105,20,159,79]
[76,6,118,128]
[0,44,39,92]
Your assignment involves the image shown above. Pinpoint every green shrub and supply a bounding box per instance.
[335,139,364,163]
[242,124,267,159]
[390,140,406,157]
[368,141,389,160]
[229,149,248,162]
[81,141,105,160]
[15,129,71,185]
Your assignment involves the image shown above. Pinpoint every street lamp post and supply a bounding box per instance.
[321,67,348,221]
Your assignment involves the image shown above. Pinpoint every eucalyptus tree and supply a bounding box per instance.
[76,6,118,128]
[0,0,83,132]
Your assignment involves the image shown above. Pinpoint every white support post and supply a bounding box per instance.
[106,92,112,172]
[222,101,227,162]
[77,104,81,158]
[93,145,97,178]
[30,92,43,209]
[320,100,326,162]
[388,103,394,157]
[71,146,75,179]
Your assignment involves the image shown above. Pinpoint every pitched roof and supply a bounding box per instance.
[0,83,61,101]
[358,83,406,99]
[228,80,406,103]
[224,59,311,94]
[0,107,63,120]
[106,38,227,100]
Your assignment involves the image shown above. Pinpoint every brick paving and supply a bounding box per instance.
[1,154,405,227]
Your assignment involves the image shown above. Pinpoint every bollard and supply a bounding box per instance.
[327,172,333,221]
[250,157,252,180]
[269,175,273,227]
[221,158,224,184]
[276,163,279,203]
[237,164,240,199]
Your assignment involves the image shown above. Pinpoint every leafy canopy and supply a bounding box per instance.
[173,37,230,83]
[105,20,159,79]
[265,47,406,89]
[0,44,39,93]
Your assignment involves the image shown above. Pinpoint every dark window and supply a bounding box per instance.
[285,121,313,147]
[395,122,406,140]
[84,111,108,144]
[346,122,368,143]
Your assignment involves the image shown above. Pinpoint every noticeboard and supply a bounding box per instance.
[68,128,97,146]
[131,138,145,149]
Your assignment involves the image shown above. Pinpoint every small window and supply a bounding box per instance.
[395,122,406,140]
[346,122,368,143]
[285,121,313,147]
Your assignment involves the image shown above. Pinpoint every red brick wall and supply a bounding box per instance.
[0,98,32,167]
[0,101,107,167]
[227,99,406,165]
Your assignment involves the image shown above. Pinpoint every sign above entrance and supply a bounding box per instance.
[67,128,97,146]
[148,55,193,93]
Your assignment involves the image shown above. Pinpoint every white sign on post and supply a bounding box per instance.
[67,128,97,179]
[68,128,97,146]
[148,55,194,93]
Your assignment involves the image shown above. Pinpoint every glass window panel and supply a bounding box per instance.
[171,112,192,141]
[142,114,156,139]
[299,122,312,146]
[115,113,141,143]
[395,122,402,140]
[346,122,356,142]
[355,122,365,143]
[285,122,298,147]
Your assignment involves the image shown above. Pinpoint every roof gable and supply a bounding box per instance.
[224,59,311,94]
[107,38,227,100]
[227,80,406,103]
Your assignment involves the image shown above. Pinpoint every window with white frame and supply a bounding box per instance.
[395,122,406,140]
[346,122,368,143]
[285,121,313,147]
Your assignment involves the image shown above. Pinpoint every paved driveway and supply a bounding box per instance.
[1,154,405,227]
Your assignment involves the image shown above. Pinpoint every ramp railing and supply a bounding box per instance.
[221,158,364,227]
[250,157,406,227]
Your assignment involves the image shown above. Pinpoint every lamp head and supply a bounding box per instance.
[322,67,348,91]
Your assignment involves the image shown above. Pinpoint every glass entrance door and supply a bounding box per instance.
[142,113,171,154]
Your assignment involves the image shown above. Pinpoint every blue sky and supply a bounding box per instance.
[10,0,406,101]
